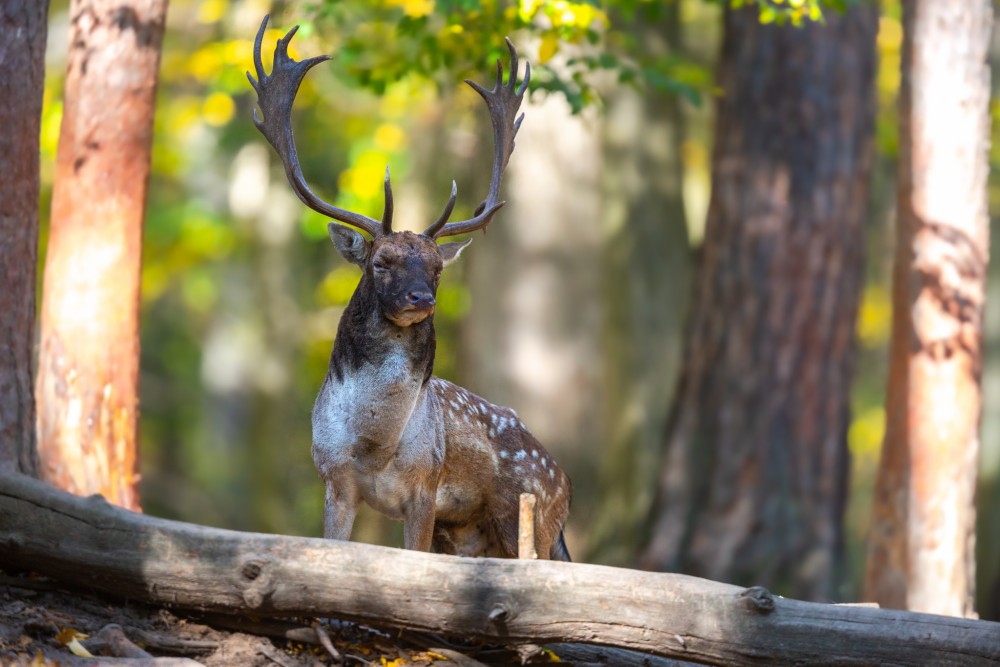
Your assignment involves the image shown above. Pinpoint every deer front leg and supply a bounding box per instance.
[402,489,436,552]
[323,481,359,541]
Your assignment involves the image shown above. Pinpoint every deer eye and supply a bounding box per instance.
[373,261,389,273]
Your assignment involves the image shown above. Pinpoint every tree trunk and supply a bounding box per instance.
[642,4,877,602]
[36,0,168,510]
[1,472,999,667]
[0,0,49,476]
[864,0,993,618]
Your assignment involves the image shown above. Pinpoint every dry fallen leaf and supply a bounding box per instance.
[411,651,448,663]
[55,627,89,645]
[541,647,562,662]
[67,637,95,658]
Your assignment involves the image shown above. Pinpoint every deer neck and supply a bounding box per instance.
[329,274,436,390]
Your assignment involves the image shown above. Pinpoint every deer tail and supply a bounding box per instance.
[550,530,572,562]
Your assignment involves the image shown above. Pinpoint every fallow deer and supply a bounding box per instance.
[247,16,572,560]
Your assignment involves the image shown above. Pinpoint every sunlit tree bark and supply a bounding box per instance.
[36,0,167,509]
[642,3,877,601]
[864,0,992,618]
[0,0,49,475]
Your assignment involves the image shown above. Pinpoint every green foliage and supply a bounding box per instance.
[301,0,710,112]
[297,0,854,113]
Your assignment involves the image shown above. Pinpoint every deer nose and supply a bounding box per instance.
[406,291,436,309]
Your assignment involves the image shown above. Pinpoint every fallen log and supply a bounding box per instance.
[0,473,997,666]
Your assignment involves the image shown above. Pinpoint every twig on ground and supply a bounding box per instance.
[312,621,341,662]
[84,624,153,659]
[258,641,301,667]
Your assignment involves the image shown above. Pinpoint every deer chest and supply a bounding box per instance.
[311,347,443,482]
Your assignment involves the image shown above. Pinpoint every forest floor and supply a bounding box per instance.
[0,571,562,667]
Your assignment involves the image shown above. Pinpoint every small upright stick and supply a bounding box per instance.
[518,492,537,559]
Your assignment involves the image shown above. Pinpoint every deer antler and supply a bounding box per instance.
[247,15,393,238]
[424,38,529,239]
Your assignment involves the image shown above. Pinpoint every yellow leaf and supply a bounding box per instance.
[55,628,89,645]
[388,0,434,18]
[541,646,562,661]
[197,0,227,24]
[67,638,94,658]
[539,33,558,64]
[374,123,407,151]
[202,92,235,127]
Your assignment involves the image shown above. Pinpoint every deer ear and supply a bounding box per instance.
[438,239,472,267]
[328,223,370,266]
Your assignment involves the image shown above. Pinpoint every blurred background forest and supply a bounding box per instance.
[31,0,1000,617]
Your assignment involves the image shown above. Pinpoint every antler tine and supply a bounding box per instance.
[423,37,528,239]
[381,165,394,235]
[424,181,459,238]
[248,15,386,239]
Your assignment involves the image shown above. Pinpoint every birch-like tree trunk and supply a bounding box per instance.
[864,0,993,618]
[36,0,167,509]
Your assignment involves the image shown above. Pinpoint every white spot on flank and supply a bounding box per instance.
[531,450,538,458]
[531,463,537,471]
[450,400,461,410]
[541,458,547,468]
[499,450,509,459]
[548,468,555,479]
[514,465,523,474]
[514,450,527,462]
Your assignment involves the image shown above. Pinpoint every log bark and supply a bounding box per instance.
[0,0,49,476]
[0,473,996,667]
[864,0,993,618]
[36,0,168,510]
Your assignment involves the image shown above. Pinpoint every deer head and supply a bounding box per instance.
[246,16,529,327]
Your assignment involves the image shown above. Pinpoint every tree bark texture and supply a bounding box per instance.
[642,4,877,601]
[36,0,167,510]
[0,0,50,476]
[0,472,998,667]
[864,0,993,618]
